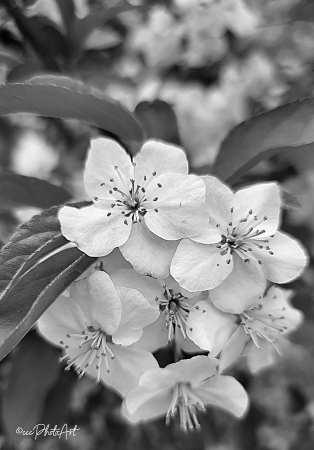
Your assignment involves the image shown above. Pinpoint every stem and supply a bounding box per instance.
[1,0,60,71]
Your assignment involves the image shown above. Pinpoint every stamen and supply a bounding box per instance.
[58,329,116,381]
[166,383,205,431]
[239,304,288,350]
[156,288,205,342]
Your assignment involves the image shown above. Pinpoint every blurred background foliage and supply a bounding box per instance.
[0,0,314,449]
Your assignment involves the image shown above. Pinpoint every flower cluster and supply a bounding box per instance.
[38,138,307,431]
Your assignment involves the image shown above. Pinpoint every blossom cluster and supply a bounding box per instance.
[38,138,307,432]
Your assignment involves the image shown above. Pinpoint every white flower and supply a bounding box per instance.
[110,269,207,352]
[123,356,249,431]
[188,286,303,374]
[59,138,208,278]
[219,286,303,374]
[171,176,308,313]
[37,271,159,397]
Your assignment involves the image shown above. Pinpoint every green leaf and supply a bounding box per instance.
[0,76,144,153]
[0,203,96,361]
[0,171,71,210]
[73,2,140,46]
[135,100,180,145]
[213,98,314,184]
[7,59,46,83]
[2,332,60,445]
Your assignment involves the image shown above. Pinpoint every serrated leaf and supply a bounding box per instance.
[0,76,144,153]
[213,98,314,183]
[0,172,71,210]
[2,332,60,445]
[0,203,95,361]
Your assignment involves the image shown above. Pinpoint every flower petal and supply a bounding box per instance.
[135,356,218,392]
[69,272,122,334]
[84,138,134,199]
[95,346,159,397]
[88,272,122,334]
[37,294,87,347]
[163,275,200,299]
[257,286,303,332]
[195,375,249,417]
[219,326,248,373]
[144,173,208,240]
[110,269,163,308]
[202,175,233,228]
[134,140,189,180]
[210,256,266,313]
[170,239,233,292]
[59,204,131,257]
[186,300,237,356]
[245,339,279,374]
[168,356,219,387]
[232,183,281,237]
[120,221,178,278]
[251,231,308,283]
[123,389,171,423]
[113,287,160,345]
[99,248,133,275]
[131,316,168,352]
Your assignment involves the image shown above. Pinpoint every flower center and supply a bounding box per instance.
[156,285,205,342]
[94,165,162,225]
[59,327,115,382]
[238,303,288,349]
[166,382,206,431]
[215,207,274,266]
